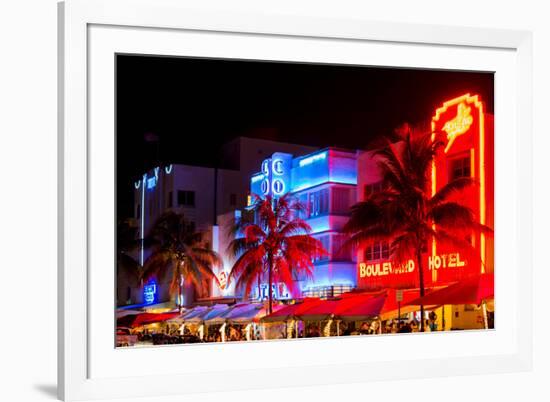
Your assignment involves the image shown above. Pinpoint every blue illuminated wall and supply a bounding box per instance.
[250,149,357,197]
[291,149,357,193]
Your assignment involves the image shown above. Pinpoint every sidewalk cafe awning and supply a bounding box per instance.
[184,304,228,324]
[203,304,240,325]
[260,289,425,323]
[332,292,387,322]
[405,274,494,307]
[116,311,180,328]
[220,303,263,324]
[261,298,325,323]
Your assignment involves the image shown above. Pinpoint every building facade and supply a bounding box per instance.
[247,148,358,299]
[354,93,494,330]
[118,137,316,307]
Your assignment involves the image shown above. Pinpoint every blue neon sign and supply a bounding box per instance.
[250,153,292,198]
[143,281,158,305]
[254,282,291,301]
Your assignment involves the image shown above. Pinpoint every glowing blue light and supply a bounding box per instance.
[261,159,270,175]
[308,217,331,234]
[261,178,270,195]
[143,280,158,305]
[146,176,157,189]
[272,158,284,175]
[298,151,327,167]
[272,178,285,195]
[253,282,292,301]
[291,150,357,192]
[251,174,264,183]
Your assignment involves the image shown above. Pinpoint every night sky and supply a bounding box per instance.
[116,55,493,218]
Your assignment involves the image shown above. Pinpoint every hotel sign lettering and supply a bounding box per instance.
[359,260,415,278]
[428,252,466,270]
[358,252,468,279]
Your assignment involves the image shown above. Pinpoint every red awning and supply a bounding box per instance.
[332,292,387,321]
[261,298,324,323]
[405,274,494,307]
[116,312,180,328]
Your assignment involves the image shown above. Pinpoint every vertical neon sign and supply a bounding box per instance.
[431,93,487,278]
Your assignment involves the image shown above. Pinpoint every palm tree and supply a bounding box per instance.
[141,211,222,311]
[228,194,327,314]
[344,128,492,332]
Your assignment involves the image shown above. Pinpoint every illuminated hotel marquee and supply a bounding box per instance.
[356,93,493,290]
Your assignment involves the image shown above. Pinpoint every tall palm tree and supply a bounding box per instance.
[344,128,492,332]
[141,211,221,311]
[228,194,327,314]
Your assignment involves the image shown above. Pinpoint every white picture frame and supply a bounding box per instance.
[58,0,533,400]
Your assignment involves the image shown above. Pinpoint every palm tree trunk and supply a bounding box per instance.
[416,247,425,332]
[268,252,273,315]
[178,268,184,313]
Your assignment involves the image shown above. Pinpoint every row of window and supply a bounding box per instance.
[296,187,354,219]
[313,233,353,263]
[364,241,390,262]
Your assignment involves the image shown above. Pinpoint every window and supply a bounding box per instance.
[177,190,195,207]
[309,188,329,218]
[296,194,309,219]
[364,181,385,198]
[364,241,390,262]
[229,193,237,206]
[167,191,173,208]
[449,155,471,180]
[332,188,352,215]
[332,234,351,261]
[314,235,330,262]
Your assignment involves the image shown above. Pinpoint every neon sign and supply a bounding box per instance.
[217,271,228,290]
[359,260,415,278]
[428,252,466,270]
[442,102,473,153]
[251,174,264,183]
[146,167,161,190]
[254,282,291,301]
[272,178,285,195]
[272,159,284,175]
[143,281,158,305]
[252,153,292,198]
[299,151,327,167]
[146,176,157,189]
[431,93,487,277]
[261,178,270,195]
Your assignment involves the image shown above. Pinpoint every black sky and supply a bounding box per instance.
[116,55,494,218]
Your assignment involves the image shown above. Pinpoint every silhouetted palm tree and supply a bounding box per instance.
[228,194,327,314]
[142,212,221,311]
[344,128,491,331]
